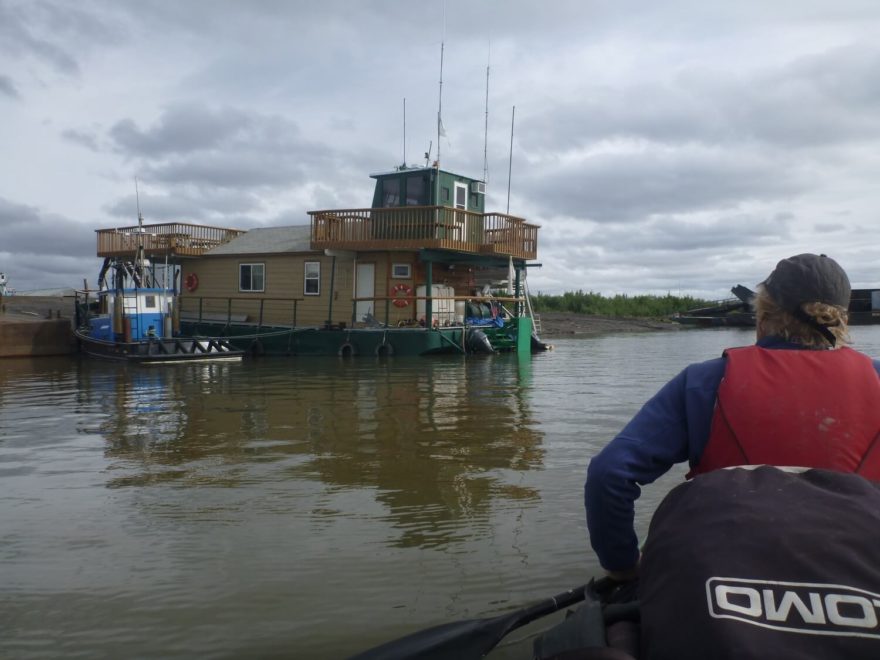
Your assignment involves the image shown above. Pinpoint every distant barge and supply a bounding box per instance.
[673,286,880,327]
[671,285,756,328]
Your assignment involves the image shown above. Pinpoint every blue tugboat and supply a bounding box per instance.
[74,215,244,363]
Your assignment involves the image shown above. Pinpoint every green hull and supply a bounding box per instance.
[179,319,538,357]
[180,322,467,357]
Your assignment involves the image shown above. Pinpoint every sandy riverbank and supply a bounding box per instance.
[536,311,680,338]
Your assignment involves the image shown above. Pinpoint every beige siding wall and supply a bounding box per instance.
[180,254,356,327]
[178,249,473,328]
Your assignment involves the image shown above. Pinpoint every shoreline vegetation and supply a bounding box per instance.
[532,291,711,338]
[2,293,711,340]
[531,291,711,318]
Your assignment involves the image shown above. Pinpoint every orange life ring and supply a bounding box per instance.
[184,273,199,292]
[391,283,412,308]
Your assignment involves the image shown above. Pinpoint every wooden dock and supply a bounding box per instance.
[0,296,75,358]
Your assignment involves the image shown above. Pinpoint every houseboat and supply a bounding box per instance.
[87,165,547,358]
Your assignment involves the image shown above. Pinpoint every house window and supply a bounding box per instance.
[392,263,411,279]
[382,178,400,206]
[240,263,265,292]
[405,176,426,205]
[304,261,320,295]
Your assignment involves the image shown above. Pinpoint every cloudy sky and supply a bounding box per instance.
[2,0,880,298]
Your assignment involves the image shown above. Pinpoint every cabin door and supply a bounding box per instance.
[355,262,375,323]
[453,182,468,241]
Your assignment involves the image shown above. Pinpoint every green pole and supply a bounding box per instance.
[514,265,522,317]
[327,255,336,327]
[425,260,433,328]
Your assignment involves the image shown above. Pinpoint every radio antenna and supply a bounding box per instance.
[437,41,445,169]
[483,43,490,185]
[134,177,146,284]
[507,106,515,214]
[135,177,143,227]
[435,39,445,208]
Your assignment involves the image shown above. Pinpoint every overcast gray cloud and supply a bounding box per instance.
[0,74,18,98]
[2,0,880,298]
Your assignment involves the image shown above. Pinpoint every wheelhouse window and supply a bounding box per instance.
[304,261,320,295]
[240,263,265,292]
[382,178,400,206]
[404,176,426,206]
[392,263,411,279]
[144,295,157,309]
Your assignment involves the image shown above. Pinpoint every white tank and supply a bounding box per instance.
[455,300,466,324]
[416,285,455,325]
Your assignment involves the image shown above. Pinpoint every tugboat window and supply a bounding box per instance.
[304,261,320,295]
[144,295,157,309]
[382,178,400,206]
[240,263,265,292]
[405,177,426,206]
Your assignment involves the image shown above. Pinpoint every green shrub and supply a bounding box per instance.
[531,291,713,317]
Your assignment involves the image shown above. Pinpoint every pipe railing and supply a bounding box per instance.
[96,223,246,258]
[177,296,302,331]
[351,294,525,329]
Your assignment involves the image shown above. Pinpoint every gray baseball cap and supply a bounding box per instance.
[762,253,851,312]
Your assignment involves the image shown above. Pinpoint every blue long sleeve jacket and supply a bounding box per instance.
[584,336,880,572]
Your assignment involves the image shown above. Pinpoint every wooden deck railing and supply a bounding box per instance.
[96,223,246,259]
[309,206,538,259]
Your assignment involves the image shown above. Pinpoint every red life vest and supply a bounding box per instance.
[689,346,880,480]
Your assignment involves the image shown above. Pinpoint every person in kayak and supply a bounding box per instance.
[584,253,880,580]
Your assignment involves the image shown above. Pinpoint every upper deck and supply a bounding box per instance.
[94,212,538,261]
[308,205,538,260]
[95,223,246,259]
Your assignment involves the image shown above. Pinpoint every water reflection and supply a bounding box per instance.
[7,330,880,658]
[74,355,545,549]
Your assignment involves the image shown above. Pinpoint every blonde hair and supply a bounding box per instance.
[754,285,850,348]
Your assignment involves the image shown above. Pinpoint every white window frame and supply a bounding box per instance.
[391,263,411,279]
[239,263,265,292]
[304,261,321,296]
[454,181,468,210]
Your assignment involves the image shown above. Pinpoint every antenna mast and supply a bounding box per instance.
[507,106,515,214]
[134,177,146,286]
[135,177,143,229]
[437,41,444,168]
[483,45,490,184]
[435,40,445,208]
[402,97,406,168]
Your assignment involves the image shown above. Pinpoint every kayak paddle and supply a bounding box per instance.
[349,578,612,660]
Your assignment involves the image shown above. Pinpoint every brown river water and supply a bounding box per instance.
[2,326,880,659]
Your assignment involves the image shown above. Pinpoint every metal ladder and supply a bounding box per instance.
[522,271,542,336]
